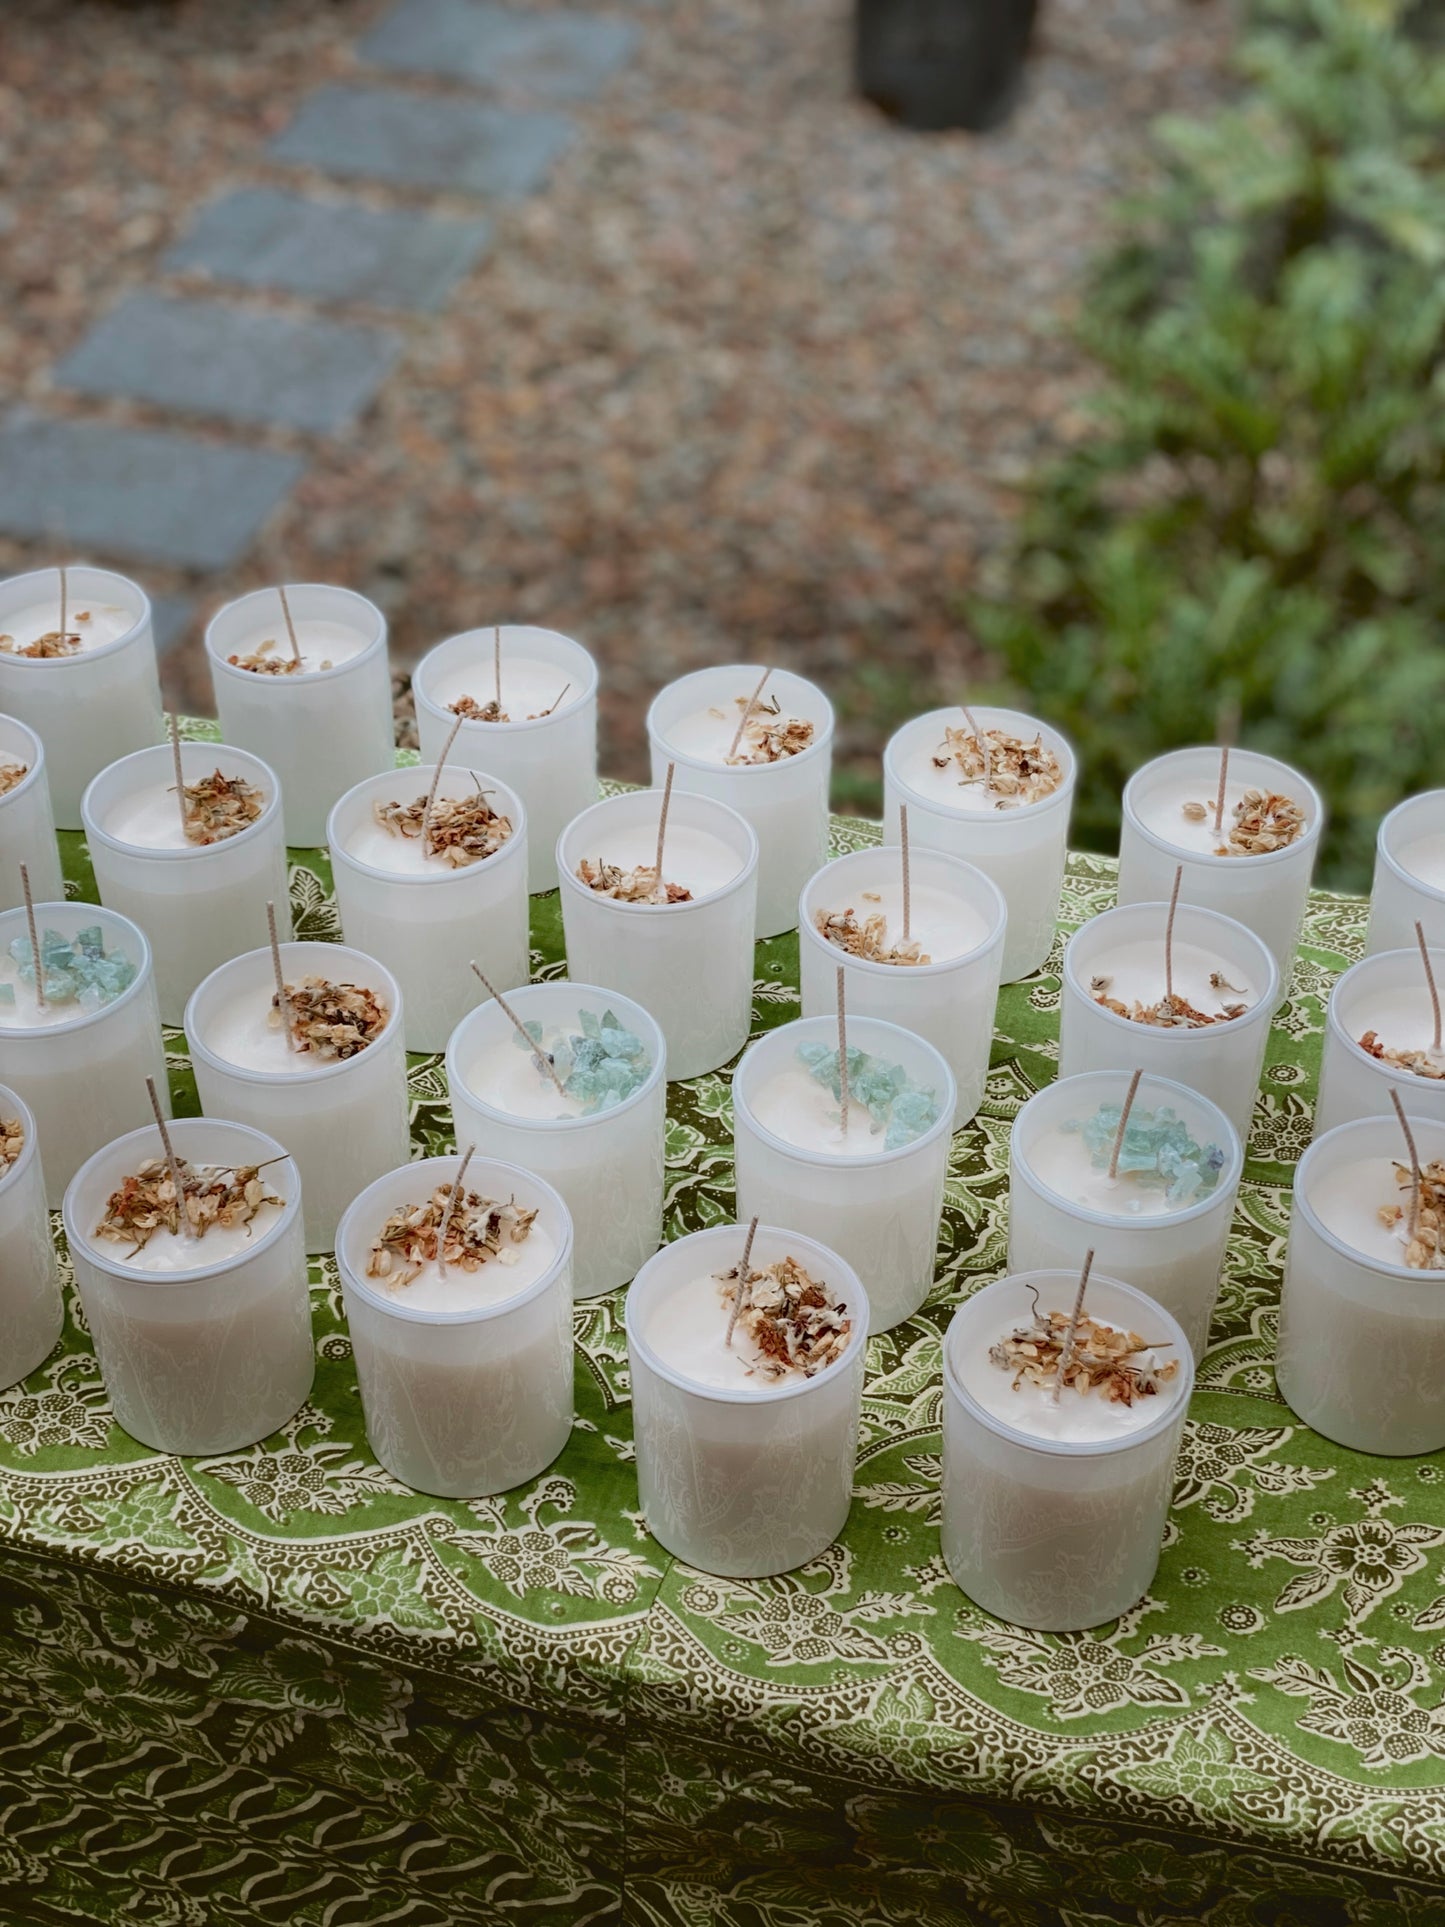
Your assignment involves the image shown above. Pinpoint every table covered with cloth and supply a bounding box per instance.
[1,740,1442,1926]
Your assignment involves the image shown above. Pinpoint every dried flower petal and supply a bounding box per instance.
[0,629,82,659]
[1379,1159,1445,1270]
[365,1181,537,1286]
[227,638,306,676]
[724,692,815,766]
[813,905,930,967]
[1214,788,1305,857]
[372,788,513,868]
[1092,988,1247,1029]
[0,1116,24,1176]
[716,1253,851,1380]
[576,856,692,904]
[95,1156,284,1254]
[931,726,1062,808]
[0,761,28,798]
[273,976,388,1058]
[1357,1031,1445,1083]
[179,769,265,845]
[990,1307,1179,1404]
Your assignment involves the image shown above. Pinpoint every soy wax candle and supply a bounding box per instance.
[732,1015,954,1330]
[413,625,598,893]
[0,715,63,912]
[882,704,1075,982]
[1009,1071,1242,1358]
[185,940,409,1252]
[556,785,758,1080]
[336,1154,574,1497]
[446,982,666,1298]
[0,1088,62,1390]
[1118,746,1323,994]
[1315,944,1445,1139]
[625,1222,870,1576]
[328,764,528,1053]
[1367,792,1445,956]
[0,566,162,828]
[82,741,290,1026]
[1277,1114,1445,1455]
[0,903,168,1205]
[941,1268,1192,1630]
[63,1116,312,1455]
[205,584,392,847]
[646,665,833,939]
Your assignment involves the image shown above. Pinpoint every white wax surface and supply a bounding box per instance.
[1134,774,1310,858]
[646,1264,853,1393]
[0,949,135,1030]
[816,880,987,965]
[1396,833,1445,893]
[1309,1155,1435,1268]
[582,821,743,902]
[201,985,388,1074]
[1026,1126,1182,1220]
[342,786,512,876]
[226,617,370,676]
[893,731,1058,816]
[1090,937,1257,1019]
[1348,985,1445,1069]
[959,1315,1183,1441]
[0,597,135,654]
[749,1063,899,1159]
[430,657,574,721]
[663,699,809,764]
[94,1199,284,1275]
[464,1031,588,1121]
[370,1214,560,1314]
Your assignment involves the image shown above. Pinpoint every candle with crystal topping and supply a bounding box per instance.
[0,1088,62,1390]
[1278,1115,1445,1455]
[0,714,63,911]
[646,665,834,939]
[625,1223,870,1576]
[413,626,598,893]
[1315,946,1445,1139]
[336,1154,574,1497]
[83,742,290,1026]
[0,566,162,828]
[204,584,392,846]
[1367,792,1445,956]
[185,940,409,1252]
[941,1269,1193,1630]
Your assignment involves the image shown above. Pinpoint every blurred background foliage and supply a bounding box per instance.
[974,0,1445,889]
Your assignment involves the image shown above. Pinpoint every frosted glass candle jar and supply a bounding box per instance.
[941,1269,1193,1630]
[328,766,528,1054]
[625,1223,870,1576]
[414,626,598,893]
[0,903,167,1206]
[798,844,1006,1127]
[1008,1071,1242,1359]
[557,789,759,1081]
[882,705,1075,983]
[647,665,833,940]
[1118,747,1324,995]
[205,584,392,847]
[732,1015,954,1331]
[185,941,409,1253]
[336,1154,574,1497]
[0,715,63,911]
[1059,900,1278,1142]
[0,566,162,829]
[82,742,290,1026]
[1367,792,1445,957]
[63,1117,311,1455]
[446,983,666,1299]
[1314,947,1445,1139]
[1277,1115,1445,1455]
[0,1088,62,1390]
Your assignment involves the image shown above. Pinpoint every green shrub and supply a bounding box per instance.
[973,0,1445,889]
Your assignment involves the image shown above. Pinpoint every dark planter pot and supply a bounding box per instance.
[855,0,1039,132]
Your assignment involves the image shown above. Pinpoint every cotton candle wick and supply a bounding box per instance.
[145,1074,194,1239]
[266,900,297,1052]
[727,667,773,762]
[961,700,993,793]
[422,713,466,855]
[168,711,191,843]
[900,803,912,944]
[1051,1247,1095,1405]
[653,762,676,902]
[1416,920,1442,1056]
[19,862,44,1011]
[725,1215,760,1348]
[1164,864,1183,1003]
[277,583,301,666]
[468,960,569,1098]
[1107,1068,1144,1183]
[436,1143,475,1277]
[540,680,571,718]
[494,624,502,709]
[836,964,850,1136]
[1390,1088,1423,1247]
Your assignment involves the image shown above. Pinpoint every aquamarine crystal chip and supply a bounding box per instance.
[796,1041,942,1149]
[1068,1101,1225,1207]
[510,1007,651,1114]
[9,927,137,1009]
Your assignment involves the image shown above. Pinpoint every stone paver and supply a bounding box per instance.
[0,413,304,570]
[268,84,574,197]
[164,187,493,313]
[54,294,403,435]
[360,0,638,101]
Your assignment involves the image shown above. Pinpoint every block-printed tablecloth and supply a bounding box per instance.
[1,729,1442,1925]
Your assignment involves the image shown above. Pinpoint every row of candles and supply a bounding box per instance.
[0,563,1443,1634]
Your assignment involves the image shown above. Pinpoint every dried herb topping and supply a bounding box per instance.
[366,1181,538,1285]
[179,769,265,845]
[814,901,930,966]
[95,1157,284,1255]
[273,977,388,1058]
[372,788,513,867]
[717,1253,852,1381]
[0,1117,24,1176]
[991,1305,1180,1405]
[576,857,693,905]
[1181,787,1306,856]
[717,693,814,765]
[0,761,28,799]
[932,726,1062,808]
[1357,1031,1445,1082]
[1379,1159,1445,1270]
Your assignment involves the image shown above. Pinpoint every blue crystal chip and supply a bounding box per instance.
[796,1041,942,1149]
[1067,1101,1226,1206]
[9,926,137,1009]
[511,1006,652,1114]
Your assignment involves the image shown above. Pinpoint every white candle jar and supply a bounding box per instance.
[1314,946,1445,1140]
[556,789,759,1081]
[942,1269,1193,1630]
[646,665,834,940]
[732,1015,954,1331]
[0,566,162,829]
[1118,747,1324,995]
[328,766,529,1054]
[1366,792,1445,957]
[0,715,64,911]
[0,902,168,1207]
[1278,1115,1445,1455]
[445,982,666,1299]
[82,742,291,1027]
[0,1086,62,1391]
[185,941,409,1253]
[625,1223,870,1577]
[205,584,393,847]
[62,1117,312,1456]
[882,704,1075,984]
[797,845,1006,1127]
[1008,1071,1242,1360]
[1059,900,1279,1143]
[413,626,598,894]
[336,1154,574,1497]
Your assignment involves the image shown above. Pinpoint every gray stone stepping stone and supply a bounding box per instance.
[269,84,574,197]
[0,412,304,570]
[361,0,638,100]
[165,187,492,313]
[54,294,403,435]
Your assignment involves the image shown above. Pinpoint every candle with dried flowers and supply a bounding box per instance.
[1367,792,1445,956]
[0,715,64,912]
[1315,943,1445,1138]
[0,1088,62,1390]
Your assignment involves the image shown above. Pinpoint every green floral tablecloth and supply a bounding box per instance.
[2,733,1443,1925]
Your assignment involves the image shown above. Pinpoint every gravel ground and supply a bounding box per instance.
[0,0,1229,805]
